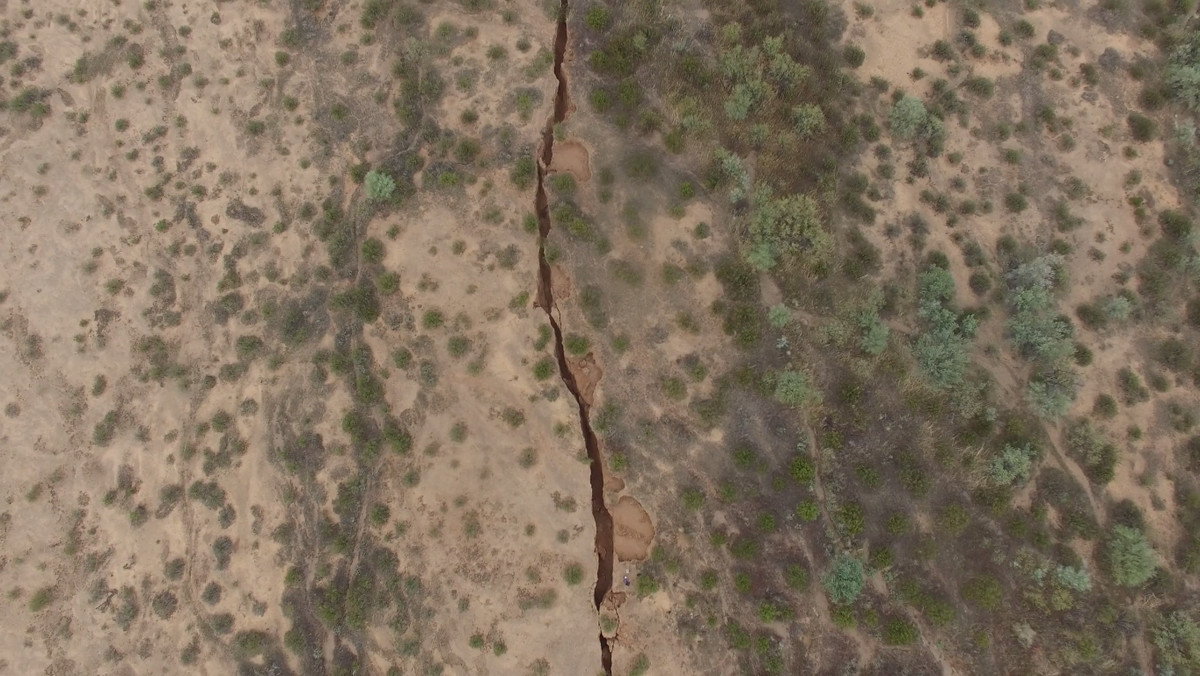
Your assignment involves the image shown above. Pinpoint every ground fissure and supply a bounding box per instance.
[533,1,615,673]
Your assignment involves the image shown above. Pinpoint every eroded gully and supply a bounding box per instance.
[533,1,615,673]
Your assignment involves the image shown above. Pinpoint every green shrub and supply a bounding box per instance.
[1004,192,1028,213]
[364,170,396,201]
[988,443,1036,486]
[421,309,445,329]
[532,357,555,381]
[858,308,890,355]
[961,574,1002,610]
[768,304,792,328]
[1166,34,1200,112]
[1118,367,1150,404]
[883,618,919,645]
[1006,255,1078,417]
[361,237,385,264]
[843,44,866,68]
[152,590,179,619]
[1055,565,1092,592]
[1154,611,1200,670]
[796,500,819,522]
[202,582,222,605]
[29,587,54,612]
[785,564,810,590]
[837,502,866,536]
[636,575,658,597]
[1127,113,1157,142]
[584,5,612,32]
[510,155,536,189]
[790,452,816,483]
[889,95,940,141]
[792,103,826,138]
[963,76,994,98]
[1093,394,1118,419]
[822,554,865,605]
[773,369,821,407]
[1065,419,1118,484]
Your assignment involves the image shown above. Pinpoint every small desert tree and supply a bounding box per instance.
[1006,255,1079,417]
[364,170,396,201]
[745,187,829,271]
[1167,33,1200,112]
[1108,525,1157,587]
[714,148,751,204]
[914,266,978,387]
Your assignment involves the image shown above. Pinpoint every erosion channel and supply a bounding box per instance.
[533,1,616,673]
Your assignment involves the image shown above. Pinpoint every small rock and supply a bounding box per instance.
[1082,91,1099,103]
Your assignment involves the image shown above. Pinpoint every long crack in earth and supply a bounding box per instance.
[533,1,615,673]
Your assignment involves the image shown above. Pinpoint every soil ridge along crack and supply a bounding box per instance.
[533,2,615,674]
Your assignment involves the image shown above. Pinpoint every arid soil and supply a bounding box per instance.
[3,0,1200,674]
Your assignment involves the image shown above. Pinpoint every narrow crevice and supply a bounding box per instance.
[533,2,614,674]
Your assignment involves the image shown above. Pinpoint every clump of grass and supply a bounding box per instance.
[532,357,556,380]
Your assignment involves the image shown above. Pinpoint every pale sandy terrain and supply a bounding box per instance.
[0,1,613,674]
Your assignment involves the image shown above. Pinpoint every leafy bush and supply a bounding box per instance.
[1118,367,1150,404]
[714,148,752,204]
[767,304,791,328]
[364,170,396,201]
[510,155,536,189]
[988,443,1037,486]
[773,369,821,407]
[792,103,826,138]
[889,95,943,143]
[789,452,816,483]
[858,292,890,356]
[1154,611,1200,670]
[914,266,978,387]
[858,309,890,355]
[584,5,612,32]
[822,554,865,605]
[1108,524,1157,587]
[1128,113,1158,142]
[361,237,385,264]
[1055,565,1092,592]
[1065,419,1118,484]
